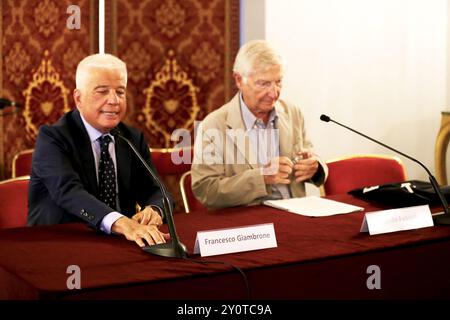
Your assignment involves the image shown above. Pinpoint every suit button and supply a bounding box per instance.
[80,209,88,217]
[88,215,94,221]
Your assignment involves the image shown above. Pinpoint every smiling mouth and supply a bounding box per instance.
[101,111,119,116]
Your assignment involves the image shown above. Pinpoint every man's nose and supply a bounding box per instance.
[107,90,119,104]
[267,84,279,98]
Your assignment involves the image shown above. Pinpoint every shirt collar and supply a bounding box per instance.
[239,92,278,130]
[79,113,111,143]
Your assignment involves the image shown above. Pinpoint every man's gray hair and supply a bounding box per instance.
[233,40,284,80]
[75,53,127,90]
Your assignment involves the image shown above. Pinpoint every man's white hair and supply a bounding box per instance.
[75,53,127,90]
[233,40,284,80]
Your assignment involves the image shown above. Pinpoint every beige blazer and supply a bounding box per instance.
[191,93,328,209]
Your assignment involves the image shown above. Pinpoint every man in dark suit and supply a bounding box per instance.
[28,53,171,248]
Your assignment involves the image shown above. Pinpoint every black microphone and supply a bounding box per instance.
[111,127,188,258]
[320,114,450,225]
[0,98,20,110]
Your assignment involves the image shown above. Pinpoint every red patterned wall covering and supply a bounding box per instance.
[107,0,240,147]
[0,0,98,179]
[105,0,240,211]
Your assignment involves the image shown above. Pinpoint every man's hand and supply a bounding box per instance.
[293,150,319,183]
[132,206,162,227]
[263,156,294,185]
[111,215,170,248]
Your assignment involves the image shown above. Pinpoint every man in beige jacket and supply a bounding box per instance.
[191,40,328,209]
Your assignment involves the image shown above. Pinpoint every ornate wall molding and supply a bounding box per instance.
[22,50,71,140]
[142,50,200,147]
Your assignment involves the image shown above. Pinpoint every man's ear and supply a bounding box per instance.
[233,73,243,91]
[73,89,82,109]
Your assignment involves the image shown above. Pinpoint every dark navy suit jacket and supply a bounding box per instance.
[28,109,170,228]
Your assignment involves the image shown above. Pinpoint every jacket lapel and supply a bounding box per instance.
[275,101,294,158]
[225,94,257,169]
[71,110,99,195]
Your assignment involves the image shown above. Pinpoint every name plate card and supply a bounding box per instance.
[360,205,434,235]
[194,223,277,257]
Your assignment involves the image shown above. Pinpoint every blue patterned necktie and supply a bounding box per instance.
[98,135,117,210]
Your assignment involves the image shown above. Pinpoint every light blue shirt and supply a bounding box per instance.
[239,94,291,199]
[80,114,123,234]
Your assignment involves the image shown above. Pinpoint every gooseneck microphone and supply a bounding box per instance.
[320,114,450,225]
[111,128,188,258]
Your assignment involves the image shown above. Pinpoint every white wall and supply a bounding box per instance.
[240,0,266,43]
[242,0,448,194]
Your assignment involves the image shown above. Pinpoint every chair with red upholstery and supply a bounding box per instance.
[150,147,192,175]
[150,147,193,213]
[0,176,30,228]
[322,154,407,196]
[179,171,205,213]
[12,149,34,178]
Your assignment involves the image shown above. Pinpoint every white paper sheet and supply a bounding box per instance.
[263,196,364,217]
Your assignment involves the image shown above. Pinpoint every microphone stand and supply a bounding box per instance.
[113,129,187,258]
[320,114,450,225]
